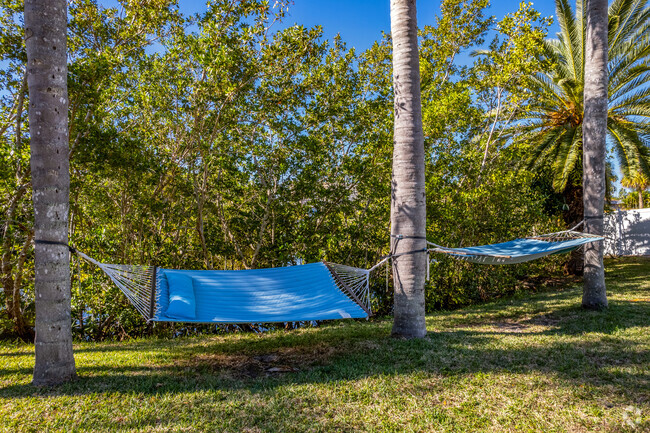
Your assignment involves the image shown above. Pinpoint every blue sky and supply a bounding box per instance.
[159,1,561,52]
[97,1,562,66]
[279,1,559,52]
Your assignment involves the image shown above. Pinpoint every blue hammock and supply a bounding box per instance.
[153,263,368,323]
[428,230,604,264]
[75,228,602,323]
[76,252,371,323]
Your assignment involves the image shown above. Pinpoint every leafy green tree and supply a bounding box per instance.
[64,0,392,338]
[362,0,563,312]
[1,0,581,341]
[471,2,552,174]
[621,173,650,208]
[1,0,185,340]
[620,186,650,209]
[415,1,562,308]
[0,0,33,340]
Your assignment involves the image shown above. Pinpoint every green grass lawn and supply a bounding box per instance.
[1,258,648,432]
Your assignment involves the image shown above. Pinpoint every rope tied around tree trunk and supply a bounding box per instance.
[34,239,76,254]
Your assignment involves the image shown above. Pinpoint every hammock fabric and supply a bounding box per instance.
[72,228,602,323]
[77,252,370,323]
[154,263,369,323]
[428,230,603,265]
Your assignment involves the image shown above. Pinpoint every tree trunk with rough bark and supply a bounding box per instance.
[582,0,608,310]
[26,0,77,385]
[389,0,427,338]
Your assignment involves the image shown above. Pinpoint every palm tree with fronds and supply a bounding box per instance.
[515,0,650,213]
[621,172,650,208]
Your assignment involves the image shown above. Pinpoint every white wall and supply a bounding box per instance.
[604,208,650,256]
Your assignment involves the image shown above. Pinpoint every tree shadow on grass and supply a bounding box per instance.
[1,307,648,432]
[460,299,650,336]
[1,298,648,403]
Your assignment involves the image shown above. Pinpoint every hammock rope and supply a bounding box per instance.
[77,251,156,320]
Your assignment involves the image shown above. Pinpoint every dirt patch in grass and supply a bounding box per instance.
[518,274,582,291]
[174,343,341,378]
[493,320,529,332]
[526,313,563,327]
[451,315,561,333]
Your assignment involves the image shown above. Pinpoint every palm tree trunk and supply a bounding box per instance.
[582,0,608,310]
[639,190,643,209]
[26,0,77,385]
[389,0,427,338]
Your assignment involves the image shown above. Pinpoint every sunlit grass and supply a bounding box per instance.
[1,257,648,432]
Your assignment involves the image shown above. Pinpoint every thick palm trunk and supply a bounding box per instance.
[26,0,77,385]
[582,0,608,310]
[389,0,427,338]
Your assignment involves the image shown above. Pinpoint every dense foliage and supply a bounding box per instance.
[1,0,565,340]
[620,188,650,209]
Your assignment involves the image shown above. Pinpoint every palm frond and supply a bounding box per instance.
[608,13,621,44]
[526,126,567,170]
[542,38,576,80]
[500,0,650,195]
[608,122,633,178]
[551,125,581,191]
[576,0,585,74]
[608,0,648,48]
[470,48,492,57]
[555,0,582,81]
[557,77,582,106]
[610,85,650,112]
[608,118,650,178]
[528,73,568,107]
[610,63,650,98]
[612,105,650,120]
[609,34,650,86]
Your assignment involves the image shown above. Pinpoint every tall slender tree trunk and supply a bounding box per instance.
[582,0,608,310]
[1,185,34,340]
[26,0,77,385]
[390,0,427,338]
[639,190,644,209]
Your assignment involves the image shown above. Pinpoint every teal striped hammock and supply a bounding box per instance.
[427,229,603,265]
[75,228,602,323]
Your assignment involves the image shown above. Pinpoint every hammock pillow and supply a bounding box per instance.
[157,271,170,315]
[165,271,197,319]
